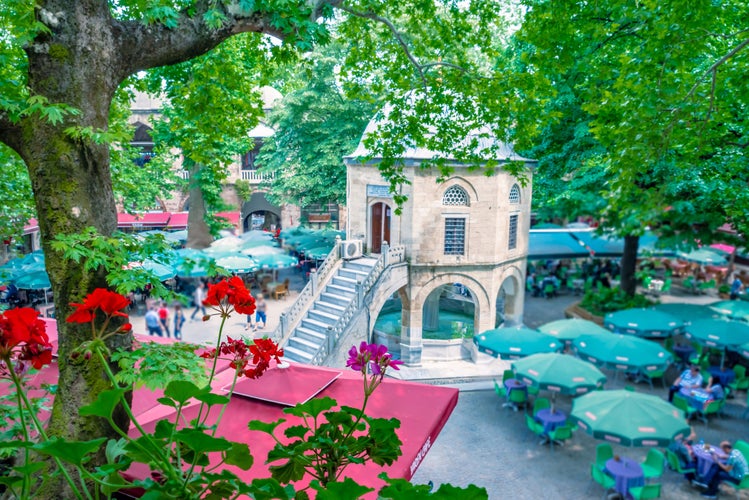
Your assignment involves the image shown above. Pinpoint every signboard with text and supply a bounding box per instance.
[367,184,392,198]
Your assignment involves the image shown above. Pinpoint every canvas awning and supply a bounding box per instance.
[527,231,589,260]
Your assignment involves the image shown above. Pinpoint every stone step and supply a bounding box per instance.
[283,344,314,363]
[288,336,321,355]
[325,283,355,298]
[308,308,339,325]
[338,267,370,282]
[296,325,327,344]
[315,300,346,316]
[331,275,358,289]
[301,316,333,335]
[319,291,353,307]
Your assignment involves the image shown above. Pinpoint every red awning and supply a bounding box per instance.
[215,211,240,229]
[117,213,139,227]
[23,218,39,235]
[139,212,171,226]
[166,212,189,229]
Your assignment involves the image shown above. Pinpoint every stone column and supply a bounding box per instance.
[422,294,440,331]
[399,301,422,366]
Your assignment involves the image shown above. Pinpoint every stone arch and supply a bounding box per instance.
[240,192,281,231]
[495,264,525,326]
[439,176,479,203]
[366,265,410,336]
[411,272,493,333]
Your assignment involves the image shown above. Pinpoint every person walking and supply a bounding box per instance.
[730,275,743,300]
[158,301,170,337]
[173,304,185,340]
[191,282,207,320]
[253,293,267,331]
[145,305,163,337]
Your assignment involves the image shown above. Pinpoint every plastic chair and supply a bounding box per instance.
[660,278,672,294]
[502,369,515,382]
[664,449,695,491]
[507,388,527,412]
[641,368,667,389]
[628,483,661,499]
[543,283,556,298]
[595,443,614,470]
[672,394,697,420]
[640,448,665,480]
[493,379,506,405]
[589,462,615,498]
[728,364,748,393]
[525,414,545,442]
[547,424,573,452]
[533,397,550,415]
[698,399,724,427]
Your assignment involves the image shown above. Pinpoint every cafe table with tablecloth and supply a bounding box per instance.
[693,444,728,480]
[707,366,735,386]
[679,387,713,410]
[535,408,567,435]
[605,457,645,498]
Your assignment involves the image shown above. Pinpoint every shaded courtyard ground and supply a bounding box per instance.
[128,267,749,499]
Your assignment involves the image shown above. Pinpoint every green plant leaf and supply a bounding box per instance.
[247,477,295,500]
[248,418,285,434]
[164,380,204,405]
[154,419,175,439]
[79,387,126,419]
[268,455,307,484]
[33,437,106,466]
[283,424,309,440]
[310,478,375,499]
[156,397,177,408]
[283,396,337,418]
[223,441,253,470]
[174,428,232,453]
[12,462,46,476]
[195,392,230,406]
[105,438,128,463]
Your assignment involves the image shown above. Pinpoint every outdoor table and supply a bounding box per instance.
[605,457,644,498]
[693,444,727,480]
[673,344,695,365]
[648,279,664,292]
[679,387,712,410]
[534,408,566,435]
[503,379,527,408]
[707,366,735,387]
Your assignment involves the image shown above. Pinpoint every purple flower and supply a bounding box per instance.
[346,341,402,395]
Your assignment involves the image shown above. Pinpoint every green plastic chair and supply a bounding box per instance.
[720,468,749,499]
[728,364,748,393]
[527,384,540,396]
[525,414,545,442]
[507,387,528,412]
[664,448,696,491]
[641,368,667,389]
[672,394,697,420]
[502,369,515,382]
[548,424,573,452]
[493,379,506,404]
[660,278,672,294]
[533,397,550,415]
[625,385,636,392]
[640,448,665,480]
[595,443,614,470]
[589,462,615,498]
[698,399,724,427]
[736,440,749,459]
[629,483,661,499]
[543,283,556,298]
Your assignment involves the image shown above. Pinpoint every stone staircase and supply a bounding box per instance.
[283,257,379,363]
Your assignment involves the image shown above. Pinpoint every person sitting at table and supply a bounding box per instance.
[701,441,748,499]
[669,427,698,480]
[669,364,704,402]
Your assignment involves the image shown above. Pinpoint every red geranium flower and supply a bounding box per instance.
[67,288,130,324]
[203,277,256,317]
[0,308,53,372]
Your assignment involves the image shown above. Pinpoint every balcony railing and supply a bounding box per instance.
[241,170,276,183]
[178,170,190,180]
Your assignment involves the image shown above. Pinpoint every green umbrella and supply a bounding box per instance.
[169,249,215,278]
[253,254,298,270]
[684,318,749,368]
[303,245,334,260]
[604,308,683,338]
[20,251,45,267]
[652,303,721,325]
[572,334,672,374]
[512,353,606,410]
[709,300,749,321]
[15,271,51,290]
[537,318,610,342]
[474,326,562,360]
[215,255,259,274]
[676,248,727,266]
[141,260,176,281]
[571,390,690,447]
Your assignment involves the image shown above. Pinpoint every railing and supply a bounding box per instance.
[241,170,276,182]
[177,170,190,180]
[274,238,343,344]
[275,241,408,365]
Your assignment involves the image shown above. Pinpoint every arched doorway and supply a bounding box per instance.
[244,210,281,232]
[370,202,391,253]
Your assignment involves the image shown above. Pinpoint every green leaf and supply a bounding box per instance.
[195,392,230,406]
[268,456,307,484]
[156,397,177,408]
[283,424,309,440]
[105,438,128,464]
[283,396,337,418]
[173,428,232,454]
[310,478,374,499]
[12,462,46,476]
[79,388,126,419]
[33,437,106,466]
[153,419,175,439]
[164,380,204,405]
[223,441,253,470]
[248,418,285,434]
[247,477,295,500]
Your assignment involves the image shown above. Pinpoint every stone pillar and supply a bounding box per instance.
[399,301,423,366]
[310,268,318,295]
[422,294,440,331]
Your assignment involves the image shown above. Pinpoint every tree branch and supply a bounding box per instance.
[682,37,749,104]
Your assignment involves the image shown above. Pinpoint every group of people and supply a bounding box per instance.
[668,363,726,404]
[145,301,185,339]
[670,429,747,498]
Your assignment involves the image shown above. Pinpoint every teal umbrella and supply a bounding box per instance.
[604,308,683,338]
[20,251,45,267]
[253,254,298,270]
[15,271,51,290]
[652,303,721,325]
[303,245,334,260]
[279,226,311,239]
[676,248,727,266]
[240,238,278,251]
[0,257,27,272]
[169,249,215,278]
[571,390,690,447]
[286,235,325,251]
[215,255,259,274]
[473,326,562,360]
[739,342,749,360]
[141,260,176,281]
[164,230,188,243]
[684,318,749,368]
[239,230,274,241]
[709,300,749,321]
[537,318,610,342]
[208,236,243,252]
[243,246,285,258]
[572,334,672,374]
[512,353,606,410]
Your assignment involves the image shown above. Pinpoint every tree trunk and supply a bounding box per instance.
[620,235,640,297]
[186,160,214,249]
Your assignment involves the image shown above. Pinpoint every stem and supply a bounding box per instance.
[211,368,239,437]
[10,362,31,497]
[9,362,86,500]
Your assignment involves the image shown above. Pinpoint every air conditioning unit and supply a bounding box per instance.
[341,240,364,260]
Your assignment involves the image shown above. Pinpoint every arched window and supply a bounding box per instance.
[509,184,521,204]
[442,185,469,206]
